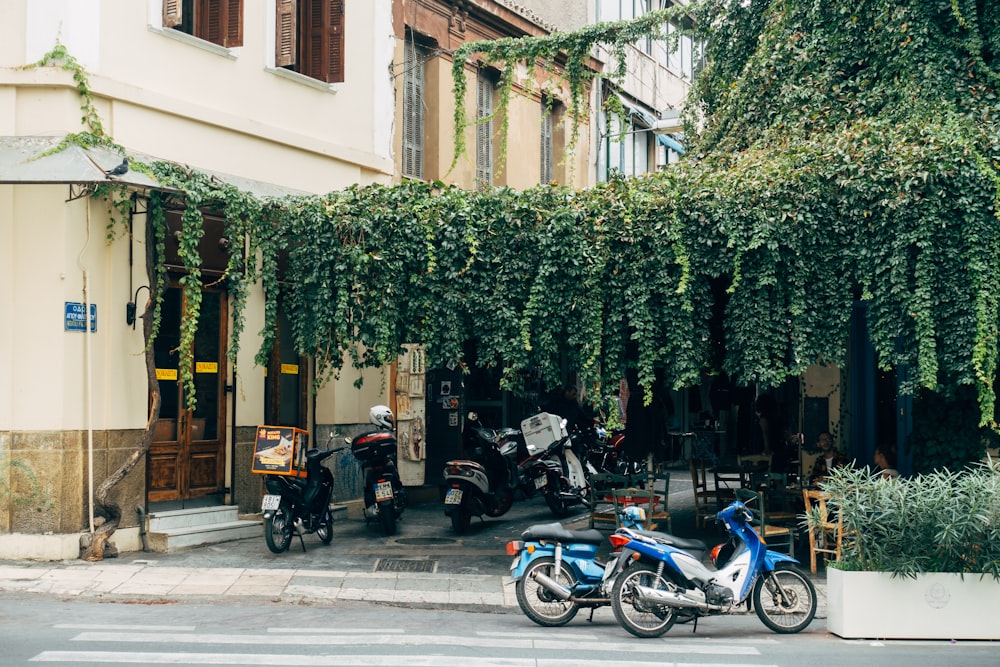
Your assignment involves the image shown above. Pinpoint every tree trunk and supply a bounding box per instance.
[81,211,161,561]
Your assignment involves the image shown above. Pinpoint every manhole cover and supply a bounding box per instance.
[374,558,438,573]
[393,537,458,546]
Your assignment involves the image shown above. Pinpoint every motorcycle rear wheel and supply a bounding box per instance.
[316,506,334,544]
[379,502,397,536]
[450,508,472,533]
[752,563,817,633]
[611,563,678,638]
[515,557,580,627]
[264,505,293,554]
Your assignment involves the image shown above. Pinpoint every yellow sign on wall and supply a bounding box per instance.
[156,368,178,381]
[196,361,218,374]
[281,363,299,375]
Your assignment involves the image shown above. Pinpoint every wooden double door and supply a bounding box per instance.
[148,284,228,502]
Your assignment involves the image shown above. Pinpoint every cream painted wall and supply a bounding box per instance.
[317,363,391,427]
[2,190,149,431]
[12,0,393,192]
[0,186,13,429]
[804,364,842,442]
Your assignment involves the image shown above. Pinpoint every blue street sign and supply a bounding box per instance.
[65,302,97,332]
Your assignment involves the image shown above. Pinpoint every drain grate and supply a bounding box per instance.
[374,558,438,573]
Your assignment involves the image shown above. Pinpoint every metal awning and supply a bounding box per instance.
[0,136,310,199]
[616,93,658,128]
[657,133,686,155]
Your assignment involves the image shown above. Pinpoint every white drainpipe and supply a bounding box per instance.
[79,198,95,536]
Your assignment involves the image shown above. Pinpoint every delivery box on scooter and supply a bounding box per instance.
[251,425,309,477]
[351,431,397,462]
[520,412,567,452]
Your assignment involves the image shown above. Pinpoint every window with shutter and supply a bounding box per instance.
[540,99,553,184]
[167,0,243,48]
[402,39,426,180]
[476,72,494,190]
[279,0,345,84]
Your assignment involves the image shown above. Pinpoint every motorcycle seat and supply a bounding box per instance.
[520,523,606,545]
[634,529,707,552]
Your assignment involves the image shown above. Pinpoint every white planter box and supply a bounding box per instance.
[827,568,1000,639]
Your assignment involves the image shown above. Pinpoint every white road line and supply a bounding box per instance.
[268,628,407,634]
[53,624,195,631]
[31,651,776,667]
[67,631,761,656]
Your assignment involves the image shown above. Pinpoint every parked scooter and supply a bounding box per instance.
[443,412,516,533]
[508,506,707,626]
[496,427,560,500]
[349,405,407,536]
[261,440,346,554]
[610,499,817,638]
[541,421,598,518]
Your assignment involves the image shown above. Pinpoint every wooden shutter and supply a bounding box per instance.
[476,72,493,189]
[198,0,243,47]
[327,0,345,83]
[402,41,425,179]
[276,0,297,67]
[163,0,182,28]
[301,0,344,83]
[540,101,553,184]
[224,0,243,47]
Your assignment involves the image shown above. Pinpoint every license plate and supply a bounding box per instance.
[534,475,547,490]
[374,481,394,502]
[444,488,463,505]
[261,494,281,511]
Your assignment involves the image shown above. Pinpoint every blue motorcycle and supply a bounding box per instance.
[610,499,817,638]
[507,507,707,627]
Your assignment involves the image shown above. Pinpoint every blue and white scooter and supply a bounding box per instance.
[610,499,817,637]
[507,507,708,627]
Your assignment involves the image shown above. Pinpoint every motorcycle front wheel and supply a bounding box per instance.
[485,486,514,518]
[515,557,580,627]
[264,505,293,554]
[752,563,817,633]
[316,506,334,544]
[611,563,678,638]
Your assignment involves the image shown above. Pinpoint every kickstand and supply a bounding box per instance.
[691,616,699,634]
[294,522,307,552]
[587,608,596,622]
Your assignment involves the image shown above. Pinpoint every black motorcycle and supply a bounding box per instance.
[262,444,345,553]
[350,405,407,536]
[443,413,516,533]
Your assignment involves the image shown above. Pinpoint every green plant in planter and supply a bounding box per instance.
[813,464,1000,579]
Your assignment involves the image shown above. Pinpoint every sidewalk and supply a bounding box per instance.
[0,475,827,616]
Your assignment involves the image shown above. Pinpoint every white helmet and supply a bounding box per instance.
[370,405,394,429]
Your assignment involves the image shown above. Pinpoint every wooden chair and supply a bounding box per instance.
[689,458,719,529]
[611,484,670,532]
[736,488,794,557]
[588,472,629,529]
[802,488,843,573]
[636,469,672,532]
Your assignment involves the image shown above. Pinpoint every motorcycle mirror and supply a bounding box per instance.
[467,411,478,422]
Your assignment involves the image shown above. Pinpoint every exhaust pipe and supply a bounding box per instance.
[633,585,723,612]
[530,570,572,601]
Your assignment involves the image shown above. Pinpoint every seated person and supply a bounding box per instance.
[873,444,900,479]
[809,432,850,486]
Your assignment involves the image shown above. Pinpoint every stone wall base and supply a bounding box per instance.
[0,527,142,561]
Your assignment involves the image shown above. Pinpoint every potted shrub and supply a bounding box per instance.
[814,460,1000,639]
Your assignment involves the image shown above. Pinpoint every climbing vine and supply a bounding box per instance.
[30,2,1000,437]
